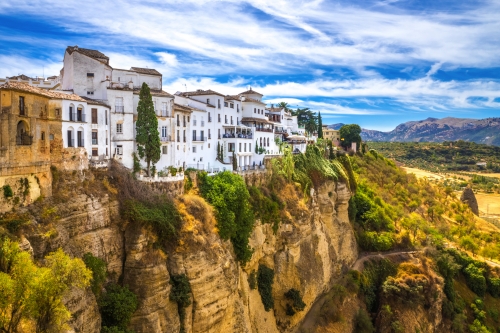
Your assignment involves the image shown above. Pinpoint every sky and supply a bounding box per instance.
[1,0,499,131]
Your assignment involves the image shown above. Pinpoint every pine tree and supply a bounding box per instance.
[136,82,161,176]
[318,112,323,139]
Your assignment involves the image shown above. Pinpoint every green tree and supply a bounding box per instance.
[317,112,323,139]
[0,239,91,333]
[276,102,291,112]
[339,124,362,151]
[135,82,161,176]
[83,253,107,299]
[100,283,138,331]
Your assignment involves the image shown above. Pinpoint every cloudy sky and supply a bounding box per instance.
[1,0,499,130]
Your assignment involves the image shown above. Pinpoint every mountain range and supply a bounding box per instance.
[328,117,500,146]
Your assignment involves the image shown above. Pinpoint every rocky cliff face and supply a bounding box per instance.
[21,176,358,333]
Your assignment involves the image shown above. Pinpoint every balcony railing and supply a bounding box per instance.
[115,106,124,113]
[161,135,172,142]
[221,133,253,139]
[192,136,207,142]
[16,133,33,145]
[256,128,273,132]
[70,113,86,122]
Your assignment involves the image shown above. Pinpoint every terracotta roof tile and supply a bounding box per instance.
[181,89,225,97]
[130,67,162,76]
[66,46,109,63]
[0,82,86,102]
[174,103,194,113]
[239,88,263,96]
[80,96,111,108]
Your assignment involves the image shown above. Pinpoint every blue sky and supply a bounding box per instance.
[1,0,499,131]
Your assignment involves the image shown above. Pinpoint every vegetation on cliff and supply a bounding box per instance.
[0,238,91,333]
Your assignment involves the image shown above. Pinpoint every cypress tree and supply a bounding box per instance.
[318,112,323,139]
[217,141,221,161]
[232,153,238,171]
[136,82,161,176]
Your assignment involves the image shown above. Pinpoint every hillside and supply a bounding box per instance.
[329,117,500,146]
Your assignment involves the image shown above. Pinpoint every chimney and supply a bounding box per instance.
[128,80,133,89]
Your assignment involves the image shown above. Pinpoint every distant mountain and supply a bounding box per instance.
[328,117,500,146]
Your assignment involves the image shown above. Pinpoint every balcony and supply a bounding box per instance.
[161,135,172,142]
[192,136,206,142]
[115,106,124,113]
[256,128,273,133]
[16,133,33,145]
[70,113,86,122]
[160,111,170,117]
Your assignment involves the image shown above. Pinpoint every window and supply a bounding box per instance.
[225,115,228,124]
[200,130,204,140]
[224,101,228,107]
[254,108,256,113]
[49,134,54,141]
[177,114,180,126]
[249,143,251,152]
[55,108,60,117]
[92,131,98,145]
[115,97,123,112]
[116,145,123,155]
[218,99,221,108]
[208,112,212,122]
[105,110,108,124]
[228,143,235,152]
[218,114,221,122]
[41,132,45,141]
[193,146,197,153]
[218,128,221,138]
[208,129,211,139]
[237,104,239,112]
[92,108,98,124]
[177,129,180,142]
[87,73,94,77]
[239,143,241,152]
[162,146,168,154]
[67,130,73,147]
[244,143,247,152]
[87,91,94,95]
[161,126,167,138]
[77,107,84,122]
[116,123,123,133]
[192,130,197,140]
[230,103,234,109]
[77,131,83,147]
[92,148,98,156]
[69,106,74,121]
[162,102,168,116]
[230,116,233,124]
[207,98,210,104]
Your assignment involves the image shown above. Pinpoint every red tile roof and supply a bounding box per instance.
[130,67,162,76]
[0,82,86,102]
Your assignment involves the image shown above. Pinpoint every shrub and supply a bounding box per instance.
[284,288,306,315]
[487,277,500,298]
[257,264,274,311]
[2,185,13,198]
[248,270,257,290]
[464,264,487,297]
[99,283,138,331]
[169,274,191,333]
[198,171,254,264]
[353,308,375,333]
[83,253,107,298]
[358,231,394,252]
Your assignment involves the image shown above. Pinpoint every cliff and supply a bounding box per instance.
[18,169,358,333]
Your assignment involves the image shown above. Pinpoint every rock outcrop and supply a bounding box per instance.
[460,186,479,215]
[20,177,358,333]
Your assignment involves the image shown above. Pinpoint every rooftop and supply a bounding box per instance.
[239,88,263,96]
[80,96,111,108]
[130,67,162,76]
[181,89,225,97]
[66,46,109,64]
[0,81,85,102]
[174,103,194,113]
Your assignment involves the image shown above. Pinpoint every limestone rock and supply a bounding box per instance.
[460,187,479,215]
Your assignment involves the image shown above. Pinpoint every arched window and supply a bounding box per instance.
[67,126,75,147]
[69,104,75,121]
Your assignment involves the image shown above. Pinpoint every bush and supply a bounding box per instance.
[83,253,107,298]
[248,270,257,290]
[257,264,274,311]
[198,171,254,264]
[169,274,191,333]
[464,264,487,297]
[2,185,13,198]
[358,231,394,251]
[99,283,138,331]
[284,288,306,315]
[353,308,375,333]
[487,277,500,298]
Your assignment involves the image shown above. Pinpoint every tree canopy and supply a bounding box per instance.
[318,112,323,139]
[136,82,161,176]
[0,239,91,333]
[339,124,362,151]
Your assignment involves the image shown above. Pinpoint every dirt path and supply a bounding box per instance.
[352,250,420,271]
